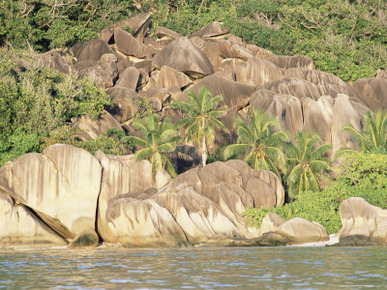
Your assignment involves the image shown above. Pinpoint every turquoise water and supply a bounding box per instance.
[0,246,386,289]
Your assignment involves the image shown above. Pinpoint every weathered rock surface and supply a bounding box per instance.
[146,65,192,91]
[96,159,284,247]
[68,228,100,249]
[153,37,214,78]
[0,145,103,244]
[74,58,118,89]
[71,39,114,62]
[39,51,72,74]
[185,75,256,110]
[352,77,387,111]
[106,87,139,123]
[95,151,170,245]
[190,21,229,39]
[336,197,387,246]
[116,66,141,90]
[156,26,183,40]
[0,190,68,246]
[258,217,328,245]
[258,213,286,236]
[267,55,315,70]
[72,111,123,140]
[114,27,156,58]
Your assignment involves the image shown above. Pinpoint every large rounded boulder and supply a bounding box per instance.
[153,37,214,79]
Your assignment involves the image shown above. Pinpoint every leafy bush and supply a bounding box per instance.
[337,152,387,190]
[0,0,136,51]
[243,152,387,234]
[77,129,128,156]
[0,50,111,166]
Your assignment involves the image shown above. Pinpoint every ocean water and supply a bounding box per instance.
[0,245,386,289]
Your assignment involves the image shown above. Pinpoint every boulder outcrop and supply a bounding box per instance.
[0,145,103,245]
[153,37,214,79]
[336,197,387,246]
[0,146,288,248]
[258,216,329,246]
[352,77,387,111]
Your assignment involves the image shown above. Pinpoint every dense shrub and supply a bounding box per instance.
[1,1,384,81]
[243,152,387,234]
[0,0,136,51]
[0,50,111,166]
[151,0,386,82]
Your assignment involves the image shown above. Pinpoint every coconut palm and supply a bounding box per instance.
[175,86,226,167]
[223,110,288,177]
[339,110,387,155]
[123,114,180,180]
[285,131,332,201]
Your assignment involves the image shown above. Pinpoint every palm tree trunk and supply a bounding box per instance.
[201,136,207,167]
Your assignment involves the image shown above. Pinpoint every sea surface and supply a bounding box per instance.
[0,245,386,289]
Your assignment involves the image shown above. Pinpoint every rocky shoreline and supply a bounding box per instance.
[1,14,385,248]
[1,144,385,248]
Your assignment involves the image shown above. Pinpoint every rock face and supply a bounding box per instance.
[97,159,283,247]
[72,111,123,140]
[258,215,328,246]
[153,37,214,78]
[42,15,376,159]
[0,145,103,245]
[352,77,387,111]
[2,15,384,248]
[0,147,286,247]
[336,197,387,246]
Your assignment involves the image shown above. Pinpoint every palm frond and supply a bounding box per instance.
[265,155,281,178]
[135,148,152,160]
[311,144,332,159]
[309,159,330,172]
[163,156,177,178]
[223,143,250,160]
[123,135,147,147]
[157,143,176,153]
[334,148,357,159]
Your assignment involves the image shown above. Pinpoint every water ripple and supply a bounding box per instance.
[0,247,385,288]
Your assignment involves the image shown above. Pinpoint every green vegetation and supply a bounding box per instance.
[152,0,385,82]
[0,49,111,167]
[123,114,180,179]
[175,87,226,167]
[0,0,136,51]
[285,132,331,201]
[340,110,387,154]
[243,151,387,234]
[1,1,384,81]
[0,0,386,236]
[223,110,288,177]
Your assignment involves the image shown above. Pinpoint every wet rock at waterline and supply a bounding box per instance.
[0,147,286,247]
[0,145,102,246]
[336,197,387,246]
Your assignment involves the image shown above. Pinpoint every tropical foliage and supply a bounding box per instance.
[1,1,383,81]
[243,151,387,234]
[152,0,385,82]
[123,114,180,179]
[339,110,387,155]
[223,110,288,177]
[285,132,332,201]
[0,0,136,51]
[175,86,226,167]
[0,49,111,167]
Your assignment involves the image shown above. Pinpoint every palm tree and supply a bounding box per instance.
[285,131,332,201]
[339,110,387,155]
[223,110,288,177]
[175,86,226,167]
[123,114,180,180]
